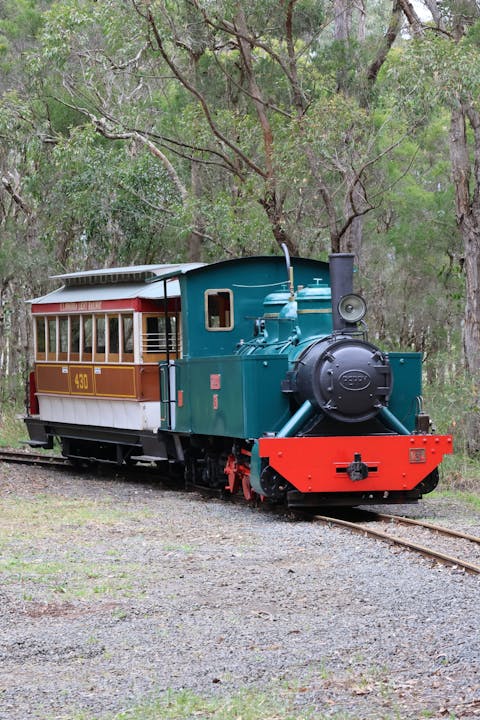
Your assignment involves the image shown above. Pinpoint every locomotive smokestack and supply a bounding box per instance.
[329,253,354,331]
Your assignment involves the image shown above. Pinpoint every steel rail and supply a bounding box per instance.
[315,514,480,575]
[365,510,480,545]
[0,449,69,468]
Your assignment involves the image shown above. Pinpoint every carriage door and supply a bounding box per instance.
[160,360,176,430]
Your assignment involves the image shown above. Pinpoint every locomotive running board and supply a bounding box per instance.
[258,434,453,494]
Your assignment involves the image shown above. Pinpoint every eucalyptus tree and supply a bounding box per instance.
[30,0,425,261]
[395,0,480,453]
[130,0,423,260]
[0,0,53,397]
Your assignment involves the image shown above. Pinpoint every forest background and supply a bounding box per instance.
[1,0,480,478]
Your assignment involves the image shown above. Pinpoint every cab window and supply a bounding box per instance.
[205,290,233,330]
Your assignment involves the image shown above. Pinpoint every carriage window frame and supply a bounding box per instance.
[94,315,106,363]
[70,315,80,361]
[58,316,69,361]
[107,315,120,361]
[35,316,46,360]
[47,317,58,360]
[141,313,180,362]
[82,315,93,361]
[204,289,234,331]
[122,314,134,362]
[33,311,137,363]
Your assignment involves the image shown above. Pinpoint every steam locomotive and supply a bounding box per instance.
[24,252,452,507]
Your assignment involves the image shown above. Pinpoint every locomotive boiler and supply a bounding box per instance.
[24,252,452,508]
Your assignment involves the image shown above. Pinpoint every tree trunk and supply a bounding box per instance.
[340,178,365,265]
[450,103,480,453]
[235,8,297,253]
[189,158,204,261]
[334,0,351,41]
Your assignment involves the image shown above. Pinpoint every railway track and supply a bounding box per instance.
[315,509,480,575]
[2,449,479,574]
[0,448,70,468]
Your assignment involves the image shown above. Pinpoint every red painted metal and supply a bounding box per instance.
[241,473,254,501]
[258,435,453,493]
[210,374,221,390]
[28,371,39,415]
[31,298,180,314]
[224,454,240,494]
[224,453,253,500]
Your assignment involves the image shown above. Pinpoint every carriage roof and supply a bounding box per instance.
[29,262,205,305]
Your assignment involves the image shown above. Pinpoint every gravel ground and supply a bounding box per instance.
[0,462,479,720]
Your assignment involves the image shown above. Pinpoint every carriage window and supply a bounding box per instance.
[82,316,93,360]
[205,290,233,330]
[59,317,68,360]
[146,316,165,353]
[36,317,46,358]
[95,315,106,361]
[108,316,119,357]
[47,317,57,358]
[144,314,178,355]
[122,314,134,360]
[71,316,80,360]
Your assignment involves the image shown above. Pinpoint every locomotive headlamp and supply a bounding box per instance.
[338,293,367,323]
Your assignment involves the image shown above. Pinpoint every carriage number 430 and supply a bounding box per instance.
[74,373,89,390]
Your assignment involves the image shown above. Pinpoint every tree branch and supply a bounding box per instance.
[55,95,189,202]
[398,0,424,36]
[365,0,403,94]
[142,7,269,180]
[1,175,31,215]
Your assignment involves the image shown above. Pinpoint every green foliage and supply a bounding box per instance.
[36,127,185,268]
[180,191,276,259]
[0,402,26,448]
[0,0,47,37]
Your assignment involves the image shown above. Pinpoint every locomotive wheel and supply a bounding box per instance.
[259,465,288,500]
[416,468,440,495]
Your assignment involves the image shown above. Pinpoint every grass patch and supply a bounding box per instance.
[439,452,480,493]
[65,676,426,720]
[0,403,27,448]
[0,494,158,601]
[68,685,350,720]
[0,553,139,599]
[433,488,480,512]
[0,494,153,537]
